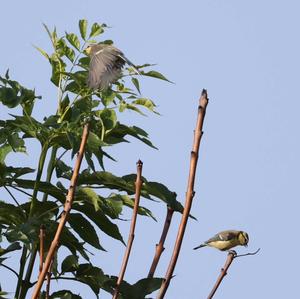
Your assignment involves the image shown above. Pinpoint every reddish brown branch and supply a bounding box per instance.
[207,251,235,299]
[31,123,90,299]
[207,248,260,299]
[157,90,209,299]
[112,160,143,299]
[38,225,45,276]
[148,207,174,278]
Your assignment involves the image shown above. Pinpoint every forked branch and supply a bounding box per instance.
[31,123,90,299]
[112,160,143,299]
[157,90,209,299]
[207,248,260,299]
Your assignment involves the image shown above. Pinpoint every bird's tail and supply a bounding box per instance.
[193,244,207,250]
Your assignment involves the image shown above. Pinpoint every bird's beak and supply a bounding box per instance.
[84,47,91,55]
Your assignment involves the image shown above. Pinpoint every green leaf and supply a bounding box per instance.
[79,19,88,40]
[9,179,65,202]
[61,254,79,273]
[100,89,116,107]
[109,194,156,221]
[131,78,141,94]
[89,23,104,37]
[60,226,90,261]
[73,203,125,245]
[33,46,50,60]
[0,145,12,163]
[68,213,104,250]
[98,109,117,131]
[132,98,158,113]
[0,201,26,226]
[141,70,173,83]
[0,242,21,257]
[65,33,80,51]
[49,290,82,299]
[127,277,164,299]
[75,264,109,295]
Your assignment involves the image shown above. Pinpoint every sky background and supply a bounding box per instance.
[1,1,299,298]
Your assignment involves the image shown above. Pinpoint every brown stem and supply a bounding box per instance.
[45,257,54,299]
[112,160,143,299]
[148,207,174,278]
[31,123,90,299]
[156,90,209,299]
[207,248,260,299]
[207,251,236,299]
[39,225,46,277]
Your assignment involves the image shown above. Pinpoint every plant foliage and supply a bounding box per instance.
[0,20,179,298]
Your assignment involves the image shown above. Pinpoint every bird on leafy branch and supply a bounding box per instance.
[85,43,140,90]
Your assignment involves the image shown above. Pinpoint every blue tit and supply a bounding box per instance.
[193,230,249,251]
[85,44,139,90]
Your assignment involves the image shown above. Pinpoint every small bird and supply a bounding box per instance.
[193,230,249,251]
[85,43,139,90]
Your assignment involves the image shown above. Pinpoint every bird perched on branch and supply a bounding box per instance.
[85,43,139,90]
[193,230,249,251]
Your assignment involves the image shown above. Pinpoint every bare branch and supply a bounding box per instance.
[207,251,235,299]
[4,186,21,206]
[112,160,143,299]
[31,123,90,299]
[207,248,260,299]
[148,207,174,278]
[157,90,209,299]
[235,248,261,258]
[1,263,19,277]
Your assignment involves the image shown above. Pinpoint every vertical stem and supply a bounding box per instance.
[207,252,235,299]
[45,258,54,299]
[112,160,143,299]
[42,146,58,202]
[39,225,46,276]
[31,123,90,299]
[16,144,49,299]
[156,90,209,299]
[29,143,49,217]
[14,247,27,298]
[148,207,174,278]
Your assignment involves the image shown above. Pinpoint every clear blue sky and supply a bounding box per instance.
[1,1,299,298]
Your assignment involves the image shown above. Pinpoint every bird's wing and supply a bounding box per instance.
[88,46,124,89]
[118,55,140,75]
[206,231,238,243]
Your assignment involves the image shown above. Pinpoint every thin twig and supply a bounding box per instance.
[235,248,260,258]
[31,123,90,299]
[112,160,143,299]
[157,90,209,299]
[39,225,46,276]
[10,186,33,198]
[1,263,19,277]
[4,186,21,206]
[148,206,174,278]
[207,248,260,299]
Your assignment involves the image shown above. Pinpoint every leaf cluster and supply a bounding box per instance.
[0,19,178,298]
